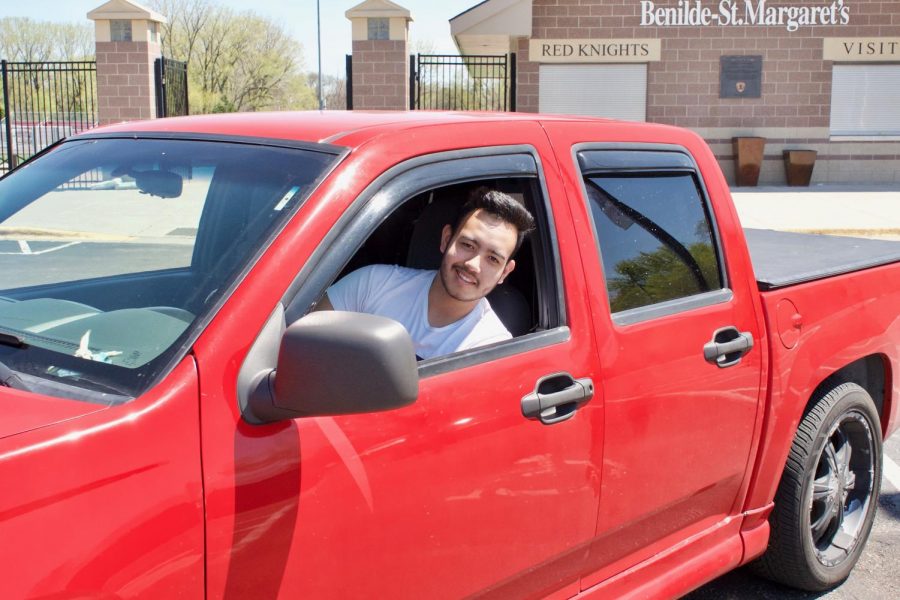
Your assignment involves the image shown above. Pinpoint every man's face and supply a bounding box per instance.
[438,209,518,304]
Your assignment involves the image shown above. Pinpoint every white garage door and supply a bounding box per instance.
[539,64,647,121]
[830,65,900,136]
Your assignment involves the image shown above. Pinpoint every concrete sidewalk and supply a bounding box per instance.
[731,185,900,241]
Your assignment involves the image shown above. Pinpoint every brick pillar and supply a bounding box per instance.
[346,1,412,111]
[516,37,538,114]
[351,40,409,110]
[88,1,166,124]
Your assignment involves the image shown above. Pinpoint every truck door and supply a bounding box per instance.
[545,124,764,585]
[195,139,604,598]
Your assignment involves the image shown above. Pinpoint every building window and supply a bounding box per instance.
[110,19,133,42]
[367,17,389,40]
[148,21,159,43]
[539,64,647,122]
[830,65,900,136]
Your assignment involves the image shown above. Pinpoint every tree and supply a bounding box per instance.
[0,18,92,62]
[151,0,211,65]
[607,242,719,313]
[305,73,346,110]
[0,18,95,124]
[149,0,316,113]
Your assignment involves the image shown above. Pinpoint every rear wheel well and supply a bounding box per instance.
[807,355,888,433]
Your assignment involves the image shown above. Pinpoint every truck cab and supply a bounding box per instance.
[0,112,896,599]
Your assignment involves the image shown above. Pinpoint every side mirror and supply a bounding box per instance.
[244,311,419,424]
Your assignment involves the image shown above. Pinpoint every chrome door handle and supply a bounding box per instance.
[704,326,754,368]
[522,373,594,425]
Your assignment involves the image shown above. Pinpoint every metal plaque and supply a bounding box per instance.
[720,55,762,99]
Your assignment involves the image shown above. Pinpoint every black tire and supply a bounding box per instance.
[751,382,882,591]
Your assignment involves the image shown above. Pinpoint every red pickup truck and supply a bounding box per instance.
[0,112,898,599]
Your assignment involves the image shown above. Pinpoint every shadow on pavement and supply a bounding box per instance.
[878,491,900,521]
[683,565,827,600]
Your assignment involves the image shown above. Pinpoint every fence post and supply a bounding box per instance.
[346,55,353,110]
[509,53,517,112]
[154,58,164,118]
[409,55,416,110]
[2,60,15,170]
[183,64,189,116]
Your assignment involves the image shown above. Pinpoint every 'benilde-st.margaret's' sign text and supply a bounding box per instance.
[640,0,851,32]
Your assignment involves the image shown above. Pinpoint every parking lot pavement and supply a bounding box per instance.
[0,183,206,241]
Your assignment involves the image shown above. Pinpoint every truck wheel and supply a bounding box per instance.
[752,382,882,591]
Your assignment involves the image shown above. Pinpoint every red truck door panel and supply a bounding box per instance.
[543,125,764,583]
[195,144,604,599]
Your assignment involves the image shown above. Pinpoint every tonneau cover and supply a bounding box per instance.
[744,228,900,290]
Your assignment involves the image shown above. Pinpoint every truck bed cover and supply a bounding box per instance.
[744,228,900,291]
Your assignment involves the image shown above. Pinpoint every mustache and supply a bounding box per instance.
[453,264,479,282]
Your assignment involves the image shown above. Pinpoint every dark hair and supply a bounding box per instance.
[451,187,536,256]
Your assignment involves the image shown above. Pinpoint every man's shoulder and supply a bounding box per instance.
[344,264,434,299]
[338,264,419,287]
[359,264,432,279]
[468,298,512,344]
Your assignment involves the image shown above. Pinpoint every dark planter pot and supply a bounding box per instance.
[783,149,817,186]
[732,136,766,187]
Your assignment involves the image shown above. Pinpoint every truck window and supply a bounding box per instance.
[581,171,724,314]
[0,137,340,401]
[325,177,549,356]
[285,149,566,370]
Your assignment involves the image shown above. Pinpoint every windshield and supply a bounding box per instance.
[0,136,339,402]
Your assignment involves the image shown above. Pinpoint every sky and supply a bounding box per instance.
[2,0,481,76]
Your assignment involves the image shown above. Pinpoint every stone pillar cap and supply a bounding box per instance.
[87,0,166,24]
[345,0,412,22]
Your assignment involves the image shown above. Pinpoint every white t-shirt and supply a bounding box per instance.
[326,264,511,359]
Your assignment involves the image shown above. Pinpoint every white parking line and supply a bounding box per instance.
[0,241,80,255]
[884,454,900,491]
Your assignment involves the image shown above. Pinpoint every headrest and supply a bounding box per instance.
[406,194,458,270]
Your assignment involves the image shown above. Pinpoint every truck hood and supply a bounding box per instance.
[0,388,107,440]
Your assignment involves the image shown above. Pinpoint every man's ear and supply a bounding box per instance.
[440,224,452,253]
[499,259,516,284]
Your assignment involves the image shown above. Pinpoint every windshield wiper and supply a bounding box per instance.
[0,331,27,349]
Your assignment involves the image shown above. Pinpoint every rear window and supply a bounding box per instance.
[583,172,723,313]
[0,137,339,401]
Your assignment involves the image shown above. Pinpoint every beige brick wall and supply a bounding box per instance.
[352,40,409,110]
[516,37,540,113]
[520,0,900,183]
[95,41,160,125]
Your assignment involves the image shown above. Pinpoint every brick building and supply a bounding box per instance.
[450,0,900,184]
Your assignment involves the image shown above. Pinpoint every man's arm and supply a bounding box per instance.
[316,264,388,314]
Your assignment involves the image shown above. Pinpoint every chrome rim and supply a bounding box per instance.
[808,410,876,567]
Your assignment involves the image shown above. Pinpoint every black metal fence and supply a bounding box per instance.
[411,54,515,112]
[155,58,189,118]
[1,60,98,173]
